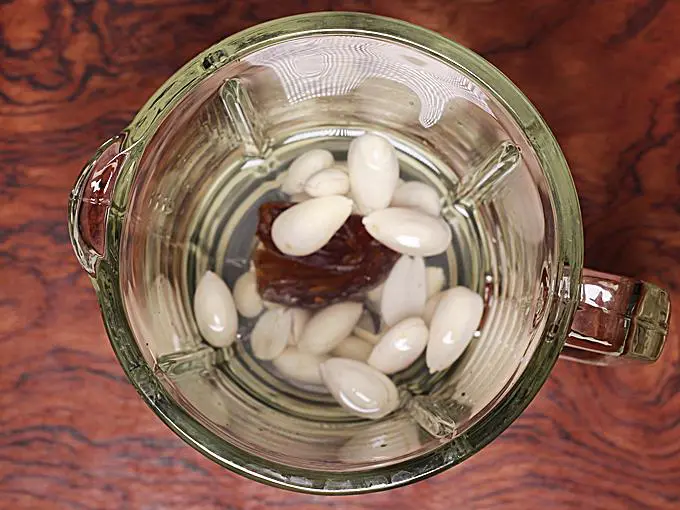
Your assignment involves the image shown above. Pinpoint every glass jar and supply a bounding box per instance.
[68,12,670,494]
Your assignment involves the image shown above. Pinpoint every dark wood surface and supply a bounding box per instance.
[1,1,679,508]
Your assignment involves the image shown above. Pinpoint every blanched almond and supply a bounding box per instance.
[273,347,328,385]
[380,255,427,326]
[348,134,400,214]
[298,302,363,355]
[282,149,334,194]
[391,181,441,216]
[271,196,353,256]
[233,271,263,318]
[426,286,484,373]
[331,335,373,362]
[304,168,350,197]
[368,317,428,374]
[320,358,399,419]
[362,207,452,257]
[250,308,291,360]
[193,271,238,348]
[288,308,311,345]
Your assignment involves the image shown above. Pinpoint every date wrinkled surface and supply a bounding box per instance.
[253,201,400,309]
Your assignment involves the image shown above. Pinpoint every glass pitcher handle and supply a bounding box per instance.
[68,133,127,275]
[561,269,671,365]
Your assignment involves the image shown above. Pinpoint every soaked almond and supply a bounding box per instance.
[380,255,427,326]
[282,149,334,194]
[320,358,399,419]
[331,335,373,362]
[271,196,353,256]
[298,302,363,355]
[193,271,238,348]
[250,308,291,360]
[362,207,452,257]
[304,168,350,197]
[233,271,263,318]
[348,133,399,214]
[426,286,484,373]
[391,181,441,217]
[273,347,328,385]
[368,317,428,374]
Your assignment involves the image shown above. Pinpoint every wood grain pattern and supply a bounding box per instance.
[1,0,679,508]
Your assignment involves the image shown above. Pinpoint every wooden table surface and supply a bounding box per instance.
[2,1,679,508]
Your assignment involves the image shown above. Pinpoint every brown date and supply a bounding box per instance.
[253,201,400,309]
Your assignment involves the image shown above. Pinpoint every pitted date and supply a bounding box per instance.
[253,201,400,309]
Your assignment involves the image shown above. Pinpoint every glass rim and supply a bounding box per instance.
[100,12,584,493]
